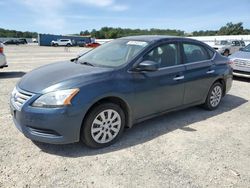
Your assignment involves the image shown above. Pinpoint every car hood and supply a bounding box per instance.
[229,51,250,59]
[18,61,112,93]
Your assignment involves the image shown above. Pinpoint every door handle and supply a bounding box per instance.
[173,75,184,81]
[206,70,215,74]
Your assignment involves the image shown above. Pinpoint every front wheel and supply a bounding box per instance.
[81,103,125,148]
[203,82,223,110]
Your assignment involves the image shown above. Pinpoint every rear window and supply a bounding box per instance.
[183,43,210,63]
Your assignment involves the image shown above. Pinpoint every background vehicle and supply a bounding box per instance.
[212,40,245,56]
[3,39,27,45]
[229,44,250,78]
[0,43,8,69]
[10,36,232,148]
[51,39,72,47]
[18,38,28,44]
[76,40,86,47]
[85,42,101,48]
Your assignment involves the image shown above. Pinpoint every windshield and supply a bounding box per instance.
[78,39,149,67]
[241,44,250,52]
[215,40,230,45]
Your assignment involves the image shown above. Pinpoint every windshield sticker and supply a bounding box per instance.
[127,41,147,46]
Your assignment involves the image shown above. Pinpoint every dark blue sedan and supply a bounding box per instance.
[10,36,233,148]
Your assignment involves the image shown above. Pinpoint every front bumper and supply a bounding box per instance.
[233,70,250,78]
[10,89,84,144]
[231,59,250,78]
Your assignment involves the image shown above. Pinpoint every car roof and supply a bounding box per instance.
[119,35,214,51]
[118,35,207,45]
[119,35,185,42]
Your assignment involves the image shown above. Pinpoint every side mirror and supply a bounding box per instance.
[136,60,159,71]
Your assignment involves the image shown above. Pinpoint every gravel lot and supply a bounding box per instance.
[0,44,250,188]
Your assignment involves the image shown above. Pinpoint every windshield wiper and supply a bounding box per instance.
[79,61,94,66]
[70,56,80,62]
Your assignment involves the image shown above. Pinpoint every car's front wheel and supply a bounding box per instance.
[203,82,223,110]
[81,103,125,148]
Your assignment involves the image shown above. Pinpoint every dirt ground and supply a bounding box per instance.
[0,44,250,188]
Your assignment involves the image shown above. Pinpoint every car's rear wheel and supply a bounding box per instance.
[203,82,223,110]
[66,43,71,47]
[81,103,125,148]
[223,49,230,56]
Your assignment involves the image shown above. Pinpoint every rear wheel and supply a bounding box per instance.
[81,103,125,148]
[203,82,223,110]
[223,49,230,56]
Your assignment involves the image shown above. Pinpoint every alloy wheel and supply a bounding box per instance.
[91,109,121,144]
[210,85,222,107]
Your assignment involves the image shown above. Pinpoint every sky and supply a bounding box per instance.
[0,0,250,34]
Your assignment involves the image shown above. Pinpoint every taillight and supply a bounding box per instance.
[0,47,3,54]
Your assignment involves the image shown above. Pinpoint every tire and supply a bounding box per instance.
[66,43,71,47]
[223,49,230,56]
[81,103,125,148]
[55,44,58,47]
[203,82,224,110]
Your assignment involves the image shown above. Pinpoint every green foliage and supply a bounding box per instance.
[1,22,250,39]
[81,27,185,39]
[0,28,37,38]
[192,22,250,36]
[218,22,245,35]
[81,23,250,38]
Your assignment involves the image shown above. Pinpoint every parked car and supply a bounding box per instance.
[212,40,245,56]
[10,36,233,148]
[3,39,27,45]
[3,39,20,45]
[229,44,250,78]
[0,43,8,69]
[18,38,28,44]
[86,42,101,48]
[51,39,72,47]
[76,40,86,47]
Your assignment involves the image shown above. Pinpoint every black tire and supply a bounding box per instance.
[55,43,58,47]
[223,49,230,56]
[66,43,71,47]
[203,82,224,110]
[81,103,125,148]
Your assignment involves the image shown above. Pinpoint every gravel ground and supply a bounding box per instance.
[0,44,250,188]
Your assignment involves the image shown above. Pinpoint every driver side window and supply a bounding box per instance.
[143,43,180,68]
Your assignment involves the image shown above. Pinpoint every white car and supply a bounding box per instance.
[212,40,245,56]
[0,43,7,69]
[51,39,72,47]
[229,44,250,78]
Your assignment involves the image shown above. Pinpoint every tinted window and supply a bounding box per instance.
[207,48,215,58]
[143,43,180,68]
[232,41,240,46]
[183,43,210,63]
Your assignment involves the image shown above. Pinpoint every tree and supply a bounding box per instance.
[218,22,244,35]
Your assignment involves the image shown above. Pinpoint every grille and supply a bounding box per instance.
[233,59,250,68]
[11,87,33,111]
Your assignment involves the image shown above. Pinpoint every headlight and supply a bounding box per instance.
[32,88,79,108]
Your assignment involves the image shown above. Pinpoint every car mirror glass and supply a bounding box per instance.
[136,60,159,72]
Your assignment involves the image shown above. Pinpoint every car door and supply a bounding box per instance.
[131,42,185,119]
[181,42,215,105]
